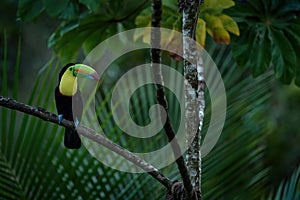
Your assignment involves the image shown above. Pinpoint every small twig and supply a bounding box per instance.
[151,1,194,199]
[0,96,172,189]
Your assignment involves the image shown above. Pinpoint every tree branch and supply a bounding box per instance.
[180,0,204,199]
[151,1,195,199]
[0,96,172,190]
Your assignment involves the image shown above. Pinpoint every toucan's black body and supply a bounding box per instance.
[55,63,82,149]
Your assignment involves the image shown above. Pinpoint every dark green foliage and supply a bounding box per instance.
[269,166,300,200]
[229,0,300,86]
[18,0,83,21]
[265,83,300,187]
[3,0,299,199]
[49,0,149,62]
[200,41,272,199]
[18,0,45,21]
[18,0,149,62]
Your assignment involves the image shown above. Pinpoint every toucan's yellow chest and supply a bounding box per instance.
[59,72,78,96]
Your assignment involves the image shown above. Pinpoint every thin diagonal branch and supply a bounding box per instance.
[0,96,172,190]
[151,0,194,199]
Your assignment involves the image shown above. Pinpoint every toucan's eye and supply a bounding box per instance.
[69,67,73,71]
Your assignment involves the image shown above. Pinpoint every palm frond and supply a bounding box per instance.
[106,40,275,199]
[0,152,24,199]
[268,165,300,200]
[201,41,273,199]
[0,33,280,200]
[0,34,154,199]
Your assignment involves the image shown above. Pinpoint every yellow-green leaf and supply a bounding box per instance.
[196,18,206,47]
[135,9,151,27]
[206,27,213,38]
[219,14,240,36]
[142,24,151,43]
[201,13,224,30]
[213,27,230,45]
[201,0,235,13]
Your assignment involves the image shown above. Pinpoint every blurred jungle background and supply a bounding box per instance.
[1,0,300,199]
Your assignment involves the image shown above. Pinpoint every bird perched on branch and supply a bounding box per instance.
[55,63,99,149]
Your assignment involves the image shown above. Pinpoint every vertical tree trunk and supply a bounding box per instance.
[179,0,204,198]
[151,1,195,199]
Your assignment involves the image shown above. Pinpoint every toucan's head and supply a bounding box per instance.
[58,63,99,96]
[59,63,99,81]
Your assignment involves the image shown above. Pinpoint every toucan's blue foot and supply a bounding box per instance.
[74,118,79,130]
[58,114,63,124]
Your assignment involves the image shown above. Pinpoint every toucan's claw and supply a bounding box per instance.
[74,118,79,130]
[58,114,63,124]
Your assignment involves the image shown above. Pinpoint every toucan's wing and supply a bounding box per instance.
[72,89,83,122]
[55,86,73,120]
[55,86,64,114]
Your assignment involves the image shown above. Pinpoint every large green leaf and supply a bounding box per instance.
[79,0,101,13]
[232,25,271,77]
[18,0,81,21]
[49,19,97,62]
[251,27,272,76]
[270,28,296,84]
[42,0,69,18]
[229,0,300,86]
[17,0,45,21]
[201,0,235,13]
[48,0,148,62]
[285,25,300,86]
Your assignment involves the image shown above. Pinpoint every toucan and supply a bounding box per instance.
[55,63,99,149]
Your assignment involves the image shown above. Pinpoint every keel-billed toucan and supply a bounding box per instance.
[55,63,99,149]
